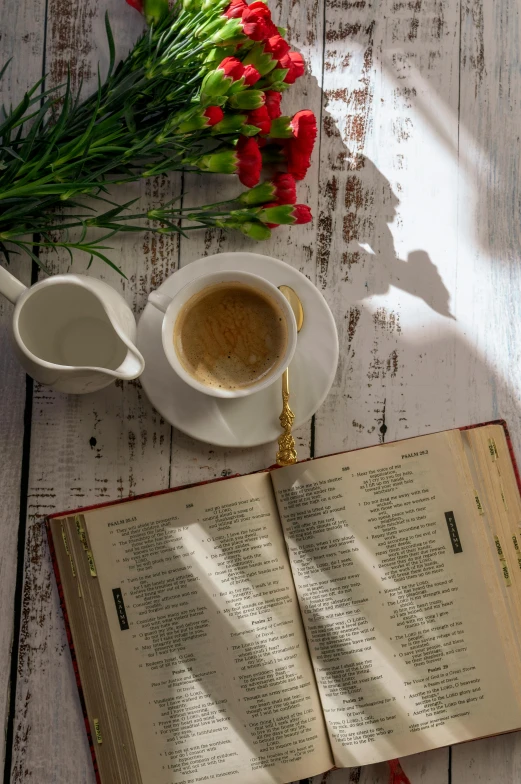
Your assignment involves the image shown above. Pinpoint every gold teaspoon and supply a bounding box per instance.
[276,286,304,466]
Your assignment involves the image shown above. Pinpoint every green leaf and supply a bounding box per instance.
[105,12,116,80]
[82,247,126,277]
[0,58,12,83]
[11,241,51,274]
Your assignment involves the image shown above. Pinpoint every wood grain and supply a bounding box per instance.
[0,0,45,774]
[314,0,461,460]
[310,0,461,780]
[3,0,521,781]
[451,0,521,771]
[8,2,177,781]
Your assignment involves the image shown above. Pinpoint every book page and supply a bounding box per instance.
[271,432,521,766]
[82,473,332,784]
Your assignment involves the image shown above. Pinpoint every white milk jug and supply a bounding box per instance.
[0,266,145,394]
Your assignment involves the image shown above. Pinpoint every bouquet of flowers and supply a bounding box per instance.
[0,0,316,273]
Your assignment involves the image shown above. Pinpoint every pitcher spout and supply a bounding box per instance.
[114,347,146,380]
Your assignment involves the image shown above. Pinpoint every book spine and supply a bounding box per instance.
[45,520,102,784]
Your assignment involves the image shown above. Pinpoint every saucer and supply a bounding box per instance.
[137,252,339,448]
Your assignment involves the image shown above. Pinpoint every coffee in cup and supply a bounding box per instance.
[173,281,288,391]
[147,269,298,399]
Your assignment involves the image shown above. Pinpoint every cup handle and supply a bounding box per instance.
[148,290,172,313]
[0,265,27,304]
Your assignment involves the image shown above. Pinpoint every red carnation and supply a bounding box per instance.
[290,110,316,151]
[126,0,143,11]
[243,64,261,86]
[241,8,269,41]
[248,1,279,35]
[265,90,282,119]
[285,109,317,180]
[237,173,296,206]
[224,0,248,18]
[237,136,262,187]
[204,106,224,126]
[219,56,245,81]
[264,34,290,61]
[259,202,312,227]
[272,173,297,204]
[240,1,280,41]
[248,1,271,14]
[247,105,272,135]
[201,56,246,98]
[284,51,305,83]
[292,204,312,224]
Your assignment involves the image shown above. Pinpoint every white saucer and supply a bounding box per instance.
[137,252,339,448]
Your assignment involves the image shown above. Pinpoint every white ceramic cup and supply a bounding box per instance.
[148,270,297,398]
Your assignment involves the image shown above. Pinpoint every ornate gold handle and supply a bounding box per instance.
[276,367,297,466]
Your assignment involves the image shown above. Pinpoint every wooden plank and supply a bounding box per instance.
[0,0,45,774]
[8,2,178,781]
[452,0,521,773]
[312,0,460,781]
[171,0,325,485]
[314,0,461,458]
[451,735,521,782]
[454,0,521,457]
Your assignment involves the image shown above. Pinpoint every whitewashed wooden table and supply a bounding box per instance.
[1,0,521,782]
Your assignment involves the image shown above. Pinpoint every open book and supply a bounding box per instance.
[47,422,521,784]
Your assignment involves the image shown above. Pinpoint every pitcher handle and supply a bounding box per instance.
[148,290,172,313]
[0,265,27,304]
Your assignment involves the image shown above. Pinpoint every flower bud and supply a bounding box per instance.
[263,67,289,85]
[243,65,261,86]
[143,0,169,24]
[228,90,265,110]
[263,80,288,92]
[202,0,228,10]
[196,149,238,174]
[258,204,312,225]
[241,123,261,136]
[203,46,237,69]
[269,116,293,138]
[242,44,278,76]
[211,114,248,134]
[197,16,227,40]
[201,69,229,97]
[202,57,244,97]
[238,221,272,240]
[211,17,245,45]
[239,181,275,205]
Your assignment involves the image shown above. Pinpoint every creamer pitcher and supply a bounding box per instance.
[0,265,145,394]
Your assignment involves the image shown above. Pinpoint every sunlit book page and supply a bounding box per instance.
[272,431,521,766]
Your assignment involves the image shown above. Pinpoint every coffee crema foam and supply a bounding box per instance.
[173,282,288,390]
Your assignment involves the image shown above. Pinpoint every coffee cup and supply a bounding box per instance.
[148,270,297,399]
